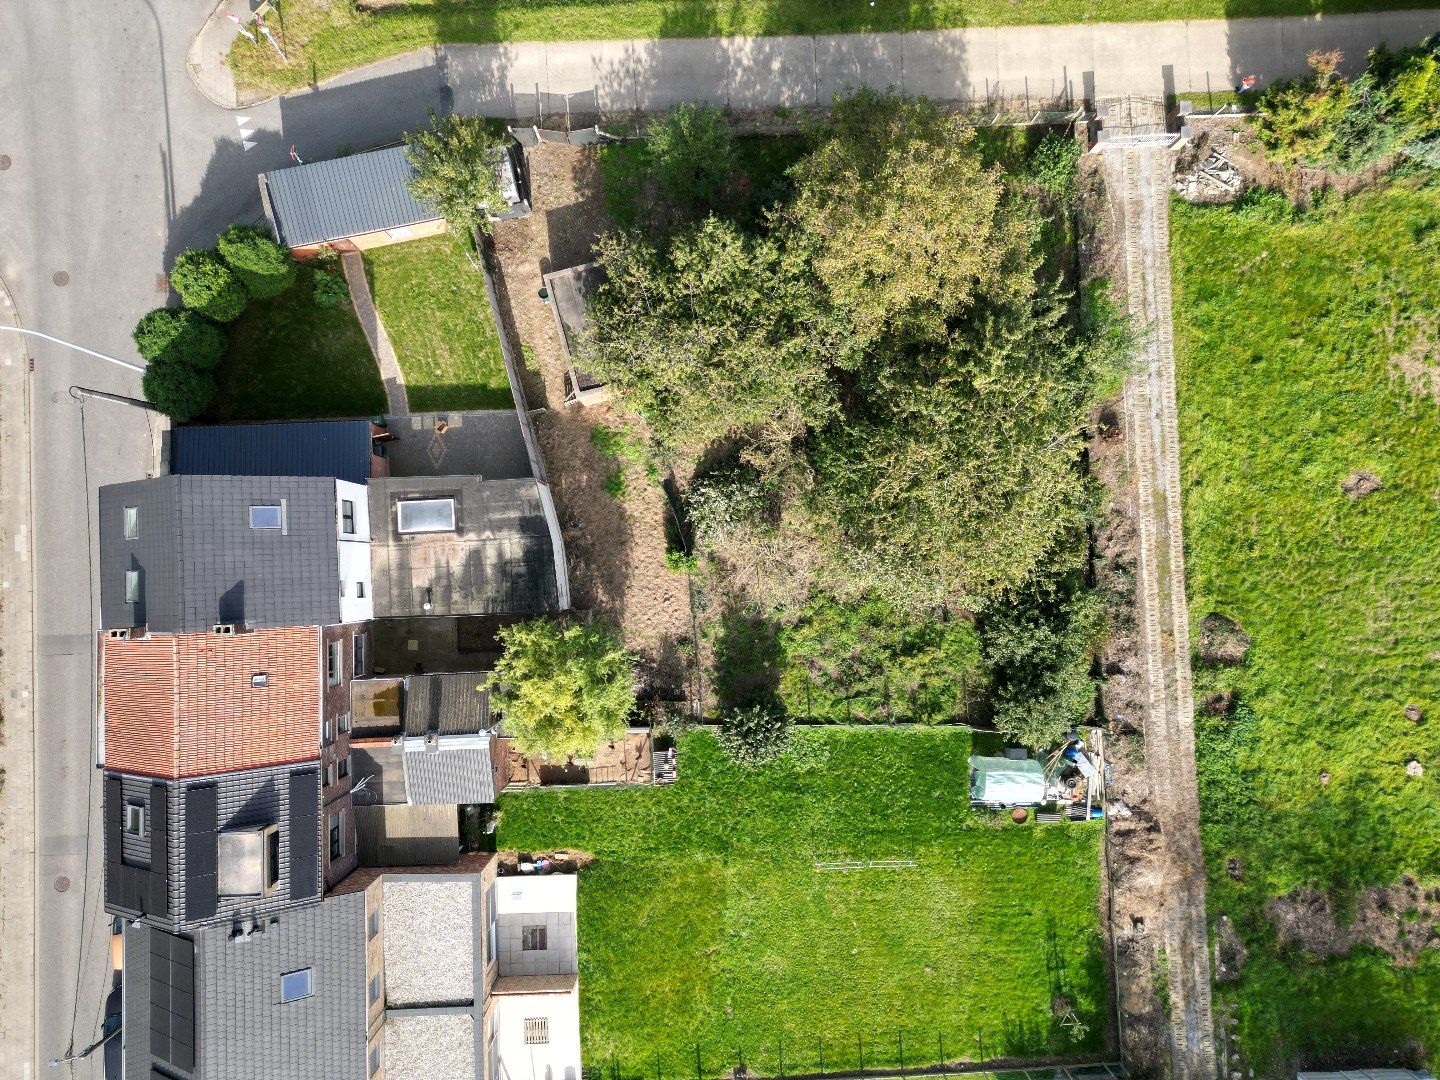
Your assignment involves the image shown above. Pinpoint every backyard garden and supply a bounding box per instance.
[497,725,1107,1073]
[1174,177,1440,1070]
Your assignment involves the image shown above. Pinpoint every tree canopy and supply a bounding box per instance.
[217,223,296,299]
[142,358,216,422]
[404,111,507,237]
[647,103,738,214]
[488,619,636,761]
[132,308,227,369]
[170,248,248,323]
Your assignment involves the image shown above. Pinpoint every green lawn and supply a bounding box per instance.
[1172,182,1440,1072]
[364,233,512,412]
[232,0,1440,95]
[497,728,1106,1074]
[207,262,386,421]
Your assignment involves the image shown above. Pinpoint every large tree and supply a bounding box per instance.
[785,87,1033,345]
[488,619,636,761]
[404,111,507,237]
[579,218,848,454]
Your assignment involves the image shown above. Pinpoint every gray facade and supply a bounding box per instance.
[99,474,343,632]
[123,893,369,1080]
[104,764,322,932]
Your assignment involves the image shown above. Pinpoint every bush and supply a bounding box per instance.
[141,357,216,422]
[685,467,767,545]
[664,549,698,574]
[216,224,296,299]
[312,267,349,308]
[716,703,790,766]
[131,308,226,369]
[489,618,636,761]
[648,103,738,213]
[1028,132,1082,203]
[170,248,248,322]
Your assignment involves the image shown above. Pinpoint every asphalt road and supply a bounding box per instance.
[0,3,446,1074]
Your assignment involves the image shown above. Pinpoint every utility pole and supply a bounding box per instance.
[70,386,159,412]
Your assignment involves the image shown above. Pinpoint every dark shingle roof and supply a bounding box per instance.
[261,146,438,248]
[99,475,342,632]
[403,673,492,737]
[171,421,375,485]
[124,894,369,1080]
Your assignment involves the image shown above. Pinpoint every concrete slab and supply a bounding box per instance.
[900,28,975,100]
[813,33,907,103]
[726,35,817,109]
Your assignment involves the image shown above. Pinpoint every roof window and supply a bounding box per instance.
[249,504,284,530]
[280,968,313,1003]
[396,498,456,534]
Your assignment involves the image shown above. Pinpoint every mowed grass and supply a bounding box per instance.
[207,262,386,421]
[229,0,1440,95]
[1172,182,1440,1072]
[364,233,512,412]
[498,728,1106,1073]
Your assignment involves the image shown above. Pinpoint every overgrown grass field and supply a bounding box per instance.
[498,728,1105,1073]
[364,232,512,411]
[230,0,1440,95]
[1172,182,1440,1071]
[207,262,386,421]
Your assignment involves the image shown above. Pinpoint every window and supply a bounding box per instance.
[326,640,342,686]
[369,1046,382,1076]
[325,762,338,788]
[323,718,334,745]
[339,712,352,735]
[524,1017,550,1045]
[123,505,139,540]
[353,634,367,677]
[356,581,365,599]
[249,504,283,530]
[368,973,381,1005]
[521,925,547,952]
[263,827,281,896]
[280,968,313,1003]
[368,908,381,940]
[124,801,146,838]
[124,570,140,605]
[251,672,269,688]
[338,755,350,780]
[329,811,346,860]
[396,498,456,534]
[341,499,356,535]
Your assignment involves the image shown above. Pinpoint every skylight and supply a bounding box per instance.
[280,968,313,1003]
[396,498,456,534]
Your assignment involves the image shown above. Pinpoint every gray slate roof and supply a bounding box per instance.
[402,737,496,805]
[367,476,564,617]
[124,893,369,1080]
[403,673,493,737]
[261,145,438,249]
[171,421,375,486]
[99,475,341,632]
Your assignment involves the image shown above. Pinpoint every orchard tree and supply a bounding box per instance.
[648,103,737,214]
[132,308,226,369]
[141,358,216,422]
[404,111,507,237]
[217,224,296,299]
[786,88,1032,344]
[579,218,847,453]
[170,248,248,323]
[488,618,635,761]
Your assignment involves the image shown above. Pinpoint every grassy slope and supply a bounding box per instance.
[498,728,1105,1072]
[207,263,386,421]
[363,233,512,412]
[1172,183,1440,1072]
[233,0,1440,95]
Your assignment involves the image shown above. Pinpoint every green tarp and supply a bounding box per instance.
[969,755,1047,805]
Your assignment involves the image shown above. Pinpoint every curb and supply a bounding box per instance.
[185,0,253,111]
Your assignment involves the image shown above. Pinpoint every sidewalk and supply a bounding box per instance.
[189,7,1439,114]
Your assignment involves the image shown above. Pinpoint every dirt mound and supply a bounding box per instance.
[1202,690,1237,715]
[1215,915,1248,983]
[497,849,595,875]
[1268,878,1440,963]
[1198,613,1251,665]
[1341,469,1383,500]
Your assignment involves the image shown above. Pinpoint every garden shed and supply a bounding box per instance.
[969,755,1047,807]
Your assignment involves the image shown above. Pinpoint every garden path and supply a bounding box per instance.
[341,250,410,416]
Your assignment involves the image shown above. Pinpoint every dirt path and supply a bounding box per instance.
[1105,143,1217,1080]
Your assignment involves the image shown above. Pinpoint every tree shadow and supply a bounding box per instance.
[708,605,783,714]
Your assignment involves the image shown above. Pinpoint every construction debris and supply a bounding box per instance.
[1174,145,1244,203]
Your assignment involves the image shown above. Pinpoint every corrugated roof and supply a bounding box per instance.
[262,145,439,249]
[403,673,492,737]
[171,421,374,485]
[402,737,495,805]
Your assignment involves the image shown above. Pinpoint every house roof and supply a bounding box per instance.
[171,421,376,486]
[403,673,492,737]
[99,474,343,633]
[124,892,368,1080]
[261,145,438,249]
[367,476,567,617]
[103,629,321,779]
[402,736,496,805]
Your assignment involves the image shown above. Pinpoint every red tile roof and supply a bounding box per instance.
[103,628,321,779]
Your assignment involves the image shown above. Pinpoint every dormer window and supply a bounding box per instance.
[124,801,146,837]
[218,824,281,898]
[396,498,455,534]
[252,673,269,688]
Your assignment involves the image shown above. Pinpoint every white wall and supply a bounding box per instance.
[493,873,576,917]
[335,479,373,622]
[492,988,582,1080]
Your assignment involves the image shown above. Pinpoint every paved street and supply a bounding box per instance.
[1,2,1437,1076]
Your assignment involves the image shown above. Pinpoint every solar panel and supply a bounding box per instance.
[184,784,219,920]
[288,769,320,899]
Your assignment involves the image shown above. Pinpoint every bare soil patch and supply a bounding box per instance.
[490,144,693,690]
[1197,612,1251,666]
[1341,469,1383,500]
[1179,120,1397,206]
[1268,878,1440,964]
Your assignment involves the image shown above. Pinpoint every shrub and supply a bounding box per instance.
[312,267,349,308]
[141,357,216,422]
[216,224,296,299]
[664,549,698,574]
[1029,132,1082,203]
[404,110,508,237]
[648,103,738,213]
[131,308,226,369]
[716,703,790,766]
[604,466,627,500]
[170,248,247,322]
[489,619,636,761]
[685,467,767,545]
